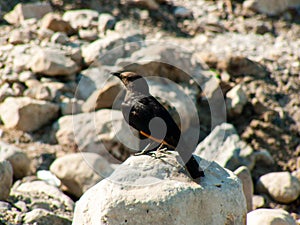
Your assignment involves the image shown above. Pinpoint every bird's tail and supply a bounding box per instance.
[176,140,205,179]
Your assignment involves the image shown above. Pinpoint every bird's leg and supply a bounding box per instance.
[148,143,170,159]
[134,142,155,156]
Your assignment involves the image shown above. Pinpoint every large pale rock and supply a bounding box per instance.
[23,208,71,225]
[0,97,59,132]
[0,160,13,201]
[195,123,255,171]
[63,10,99,29]
[243,0,300,16]
[73,154,247,225]
[247,208,296,225]
[256,172,300,204]
[50,152,114,197]
[30,48,79,76]
[0,141,30,179]
[81,33,125,65]
[4,3,52,25]
[55,109,138,162]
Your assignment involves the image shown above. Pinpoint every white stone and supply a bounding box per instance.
[256,172,300,204]
[0,97,59,132]
[72,154,247,225]
[226,84,248,116]
[30,48,79,76]
[50,152,114,197]
[0,160,13,201]
[0,141,30,179]
[63,10,99,29]
[247,208,296,225]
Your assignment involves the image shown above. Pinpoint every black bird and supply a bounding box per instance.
[111,71,204,179]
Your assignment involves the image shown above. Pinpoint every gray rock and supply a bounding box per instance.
[234,166,253,212]
[81,32,125,65]
[82,81,123,112]
[63,10,99,29]
[226,84,248,116]
[0,141,30,179]
[0,97,59,132]
[243,0,300,16]
[55,109,137,162]
[247,208,296,225]
[195,123,255,171]
[24,84,53,101]
[60,97,83,115]
[50,152,113,197]
[72,154,247,225]
[23,208,71,225]
[76,66,118,100]
[174,6,192,18]
[11,180,74,213]
[4,3,52,25]
[30,48,79,76]
[98,13,116,33]
[147,77,199,133]
[0,160,13,200]
[256,172,300,204]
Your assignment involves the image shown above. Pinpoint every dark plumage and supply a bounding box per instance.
[111,71,204,179]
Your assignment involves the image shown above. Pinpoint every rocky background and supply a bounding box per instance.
[0,0,299,224]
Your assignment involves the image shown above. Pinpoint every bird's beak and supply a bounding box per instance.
[110,72,122,78]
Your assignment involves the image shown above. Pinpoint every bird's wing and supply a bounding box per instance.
[122,95,181,148]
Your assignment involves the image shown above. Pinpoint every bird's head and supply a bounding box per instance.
[111,71,150,94]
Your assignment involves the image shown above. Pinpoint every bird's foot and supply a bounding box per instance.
[134,149,153,156]
[134,142,154,156]
[148,148,171,159]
